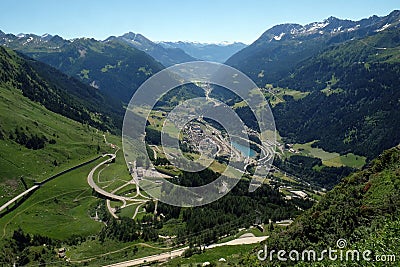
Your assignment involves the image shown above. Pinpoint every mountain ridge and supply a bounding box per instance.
[272,26,400,159]
[226,10,400,83]
[107,32,197,66]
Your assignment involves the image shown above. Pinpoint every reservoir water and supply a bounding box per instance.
[232,141,257,157]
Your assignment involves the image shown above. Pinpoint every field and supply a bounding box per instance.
[320,74,344,96]
[263,85,310,107]
[321,87,344,96]
[292,141,366,168]
[270,170,298,184]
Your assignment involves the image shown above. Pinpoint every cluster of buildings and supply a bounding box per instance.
[285,143,301,154]
[279,185,309,200]
[182,122,219,156]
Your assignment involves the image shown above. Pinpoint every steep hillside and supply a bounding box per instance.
[1,34,164,103]
[241,145,400,266]
[110,32,197,66]
[0,48,117,205]
[0,47,123,132]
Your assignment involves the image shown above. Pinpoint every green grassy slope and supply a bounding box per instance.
[0,45,127,265]
[0,45,128,206]
[0,83,110,205]
[0,157,106,240]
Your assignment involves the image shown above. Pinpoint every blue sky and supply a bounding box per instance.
[0,0,398,43]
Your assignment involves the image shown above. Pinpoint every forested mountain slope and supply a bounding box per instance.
[273,27,400,159]
[225,11,400,160]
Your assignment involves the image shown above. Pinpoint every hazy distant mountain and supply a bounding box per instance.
[159,41,247,63]
[107,32,196,66]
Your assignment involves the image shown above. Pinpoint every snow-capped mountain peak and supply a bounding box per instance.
[257,10,400,44]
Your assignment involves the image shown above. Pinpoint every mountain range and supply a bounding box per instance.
[0,31,246,103]
[0,33,164,103]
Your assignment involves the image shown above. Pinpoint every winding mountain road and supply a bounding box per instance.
[87,151,145,203]
[88,139,150,220]
[87,153,130,202]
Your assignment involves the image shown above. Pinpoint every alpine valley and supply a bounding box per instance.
[0,9,399,267]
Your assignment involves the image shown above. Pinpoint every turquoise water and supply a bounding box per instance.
[232,141,256,157]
